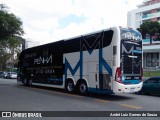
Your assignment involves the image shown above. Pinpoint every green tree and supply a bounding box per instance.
[0,4,24,71]
[0,4,24,40]
[137,21,160,44]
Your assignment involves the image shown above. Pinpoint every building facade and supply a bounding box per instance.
[24,39,39,49]
[20,39,39,50]
[127,0,160,69]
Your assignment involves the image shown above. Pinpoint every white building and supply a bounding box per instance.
[127,0,160,68]
[25,39,39,49]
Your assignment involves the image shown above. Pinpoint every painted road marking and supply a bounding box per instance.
[23,86,143,109]
[27,86,83,98]
[94,99,110,103]
[119,104,143,109]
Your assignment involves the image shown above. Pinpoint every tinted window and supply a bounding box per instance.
[145,78,159,83]
[120,28,142,75]
[64,30,113,53]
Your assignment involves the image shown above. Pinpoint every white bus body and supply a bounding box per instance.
[18,26,143,94]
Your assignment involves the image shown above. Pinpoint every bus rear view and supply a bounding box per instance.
[113,28,143,93]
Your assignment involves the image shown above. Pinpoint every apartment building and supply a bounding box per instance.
[127,0,160,69]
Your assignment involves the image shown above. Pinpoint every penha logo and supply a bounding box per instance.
[124,33,141,42]
[34,55,52,65]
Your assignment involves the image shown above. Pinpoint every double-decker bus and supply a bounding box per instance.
[17,26,143,95]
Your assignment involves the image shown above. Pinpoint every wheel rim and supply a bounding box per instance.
[67,82,74,92]
[23,79,27,85]
[29,80,32,86]
[79,83,87,93]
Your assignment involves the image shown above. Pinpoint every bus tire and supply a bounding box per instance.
[28,79,33,86]
[23,78,27,86]
[65,80,74,93]
[77,81,88,95]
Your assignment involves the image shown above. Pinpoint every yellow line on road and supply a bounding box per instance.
[119,104,143,109]
[27,86,83,98]
[65,93,84,98]
[94,99,110,103]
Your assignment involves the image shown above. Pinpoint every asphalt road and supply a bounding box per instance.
[0,78,159,120]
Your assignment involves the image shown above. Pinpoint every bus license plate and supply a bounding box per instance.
[130,88,135,92]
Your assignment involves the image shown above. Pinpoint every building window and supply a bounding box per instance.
[146,53,159,67]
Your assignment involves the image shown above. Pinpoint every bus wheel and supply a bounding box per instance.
[66,80,74,93]
[23,79,27,86]
[28,79,33,86]
[78,81,88,95]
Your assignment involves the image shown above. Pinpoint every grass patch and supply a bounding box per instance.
[144,71,160,77]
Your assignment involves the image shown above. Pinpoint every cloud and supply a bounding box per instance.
[30,18,59,31]
[0,0,143,44]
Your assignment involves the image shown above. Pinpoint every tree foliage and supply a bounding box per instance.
[137,21,160,43]
[0,4,24,39]
[0,4,24,71]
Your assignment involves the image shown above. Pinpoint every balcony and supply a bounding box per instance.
[142,12,160,19]
[143,38,160,44]
[143,38,150,44]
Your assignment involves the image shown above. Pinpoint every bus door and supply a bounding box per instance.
[88,62,99,90]
[99,73,111,90]
[88,61,112,91]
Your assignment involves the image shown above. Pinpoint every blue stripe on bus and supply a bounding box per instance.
[133,50,142,54]
[99,48,112,76]
[123,80,141,84]
[65,57,82,80]
[65,48,113,80]
[47,78,63,81]
[101,58,112,76]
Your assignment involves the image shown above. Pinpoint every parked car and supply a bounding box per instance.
[6,72,17,79]
[0,72,8,78]
[138,77,160,95]
[0,71,3,78]
[3,72,8,78]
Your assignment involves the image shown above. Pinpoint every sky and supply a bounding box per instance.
[0,0,144,45]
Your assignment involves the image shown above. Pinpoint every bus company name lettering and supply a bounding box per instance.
[25,53,36,58]
[34,55,52,64]
[125,33,141,42]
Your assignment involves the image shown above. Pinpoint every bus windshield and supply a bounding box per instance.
[120,28,142,76]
